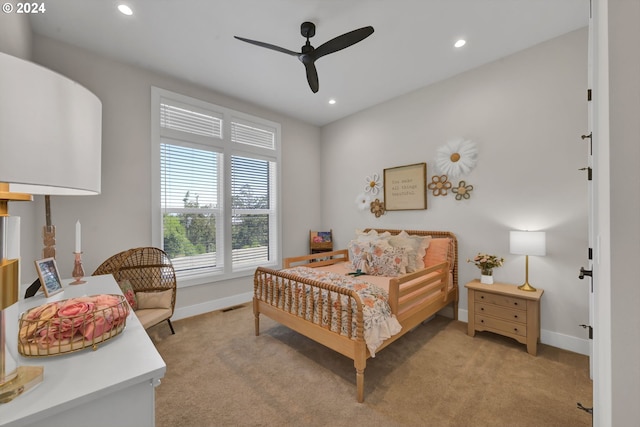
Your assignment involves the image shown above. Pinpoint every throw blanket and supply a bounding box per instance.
[283,266,402,356]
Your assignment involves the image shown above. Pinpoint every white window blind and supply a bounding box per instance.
[160,103,222,139]
[154,88,280,285]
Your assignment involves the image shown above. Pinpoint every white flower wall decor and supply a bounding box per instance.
[355,193,371,210]
[435,138,478,178]
[364,173,381,195]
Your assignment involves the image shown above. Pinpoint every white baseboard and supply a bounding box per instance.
[458,309,590,356]
[172,292,253,321]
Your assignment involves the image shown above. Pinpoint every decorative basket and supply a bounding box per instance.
[18,294,130,357]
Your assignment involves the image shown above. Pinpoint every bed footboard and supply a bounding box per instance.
[253,266,369,402]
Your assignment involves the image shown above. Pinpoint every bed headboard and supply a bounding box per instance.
[361,228,458,288]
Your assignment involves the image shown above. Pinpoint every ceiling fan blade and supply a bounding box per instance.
[303,61,319,93]
[312,26,374,60]
[234,36,299,56]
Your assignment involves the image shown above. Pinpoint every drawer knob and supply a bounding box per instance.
[514,328,518,332]
[480,320,484,323]
[514,302,518,306]
[480,307,484,311]
[514,315,518,319]
[480,295,485,299]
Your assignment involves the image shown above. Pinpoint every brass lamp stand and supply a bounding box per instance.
[0,184,43,404]
[518,254,537,292]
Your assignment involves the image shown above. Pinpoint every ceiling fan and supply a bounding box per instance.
[234,22,374,93]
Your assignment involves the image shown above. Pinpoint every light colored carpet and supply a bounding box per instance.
[148,305,592,427]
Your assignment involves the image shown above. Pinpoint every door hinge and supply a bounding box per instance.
[587,89,592,101]
[577,402,593,415]
[579,167,592,181]
[581,132,593,154]
[579,324,593,339]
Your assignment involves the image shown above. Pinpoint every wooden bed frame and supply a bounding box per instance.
[253,229,458,402]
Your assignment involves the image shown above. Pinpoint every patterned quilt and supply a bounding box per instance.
[282,266,402,356]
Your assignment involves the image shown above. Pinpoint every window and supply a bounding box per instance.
[152,88,280,286]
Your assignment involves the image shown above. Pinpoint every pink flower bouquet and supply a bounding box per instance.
[19,294,130,357]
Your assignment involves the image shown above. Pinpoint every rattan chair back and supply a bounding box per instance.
[92,247,177,332]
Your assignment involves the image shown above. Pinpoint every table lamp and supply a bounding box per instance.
[0,52,101,403]
[509,230,546,292]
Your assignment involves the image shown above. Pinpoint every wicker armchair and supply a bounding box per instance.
[93,247,176,334]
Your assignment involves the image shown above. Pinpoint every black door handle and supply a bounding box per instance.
[579,267,592,279]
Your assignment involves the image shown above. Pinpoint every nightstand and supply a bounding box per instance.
[465,279,544,355]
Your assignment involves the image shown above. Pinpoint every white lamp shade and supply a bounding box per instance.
[0,52,101,195]
[510,231,546,256]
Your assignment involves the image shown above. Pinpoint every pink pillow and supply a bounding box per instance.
[423,238,451,268]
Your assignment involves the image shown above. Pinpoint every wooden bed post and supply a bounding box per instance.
[354,340,367,402]
[253,297,260,336]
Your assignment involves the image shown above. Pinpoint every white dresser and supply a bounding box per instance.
[0,274,166,427]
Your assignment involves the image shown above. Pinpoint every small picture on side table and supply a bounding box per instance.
[34,257,64,297]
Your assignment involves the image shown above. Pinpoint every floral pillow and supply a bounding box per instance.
[348,240,370,273]
[367,240,408,277]
[118,279,138,310]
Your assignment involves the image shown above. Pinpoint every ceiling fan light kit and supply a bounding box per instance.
[234,21,374,93]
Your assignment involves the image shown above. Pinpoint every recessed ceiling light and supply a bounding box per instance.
[118,4,133,16]
[454,39,466,48]
[328,99,336,105]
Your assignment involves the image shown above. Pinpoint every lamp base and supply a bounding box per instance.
[518,282,537,292]
[0,365,44,404]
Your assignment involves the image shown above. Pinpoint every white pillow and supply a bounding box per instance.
[388,231,431,272]
[405,232,432,270]
[354,229,391,242]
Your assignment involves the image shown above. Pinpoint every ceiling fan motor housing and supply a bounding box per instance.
[301,22,316,39]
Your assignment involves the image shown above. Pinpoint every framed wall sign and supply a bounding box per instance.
[34,257,64,297]
[383,162,427,211]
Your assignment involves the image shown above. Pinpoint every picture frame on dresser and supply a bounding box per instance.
[34,257,63,297]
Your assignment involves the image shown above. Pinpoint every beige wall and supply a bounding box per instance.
[321,28,589,353]
[0,13,31,59]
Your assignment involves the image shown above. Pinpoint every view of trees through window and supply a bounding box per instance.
[163,156,271,263]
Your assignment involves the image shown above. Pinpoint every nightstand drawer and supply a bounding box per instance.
[476,302,527,324]
[475,290,526,311]
[475,314,527,337]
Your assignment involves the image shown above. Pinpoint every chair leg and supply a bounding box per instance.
[167,318,175,335]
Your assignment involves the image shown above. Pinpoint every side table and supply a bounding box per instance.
[465,279,544,356]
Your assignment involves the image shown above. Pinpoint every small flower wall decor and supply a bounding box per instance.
[427,175,452,196]
[364,173,381,195]
[355,193,371,210]
[435,138,478,178]
[370,198,385,218]
[453,180,474,200]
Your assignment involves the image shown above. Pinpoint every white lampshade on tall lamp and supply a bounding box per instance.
[0,52,101,402]
[509,231,546,292]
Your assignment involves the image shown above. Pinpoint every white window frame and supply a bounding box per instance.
[151,87,281,287]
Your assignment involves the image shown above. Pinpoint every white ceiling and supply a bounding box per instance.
[29,0,589,127]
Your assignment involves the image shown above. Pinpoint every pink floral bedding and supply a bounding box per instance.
[282,266,402,356]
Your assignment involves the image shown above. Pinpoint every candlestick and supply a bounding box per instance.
[70,252,86,285]
[75,220,81,253]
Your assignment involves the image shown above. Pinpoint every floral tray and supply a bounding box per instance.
[18,294,130,357]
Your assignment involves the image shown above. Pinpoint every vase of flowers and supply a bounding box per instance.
[467,253,504,285]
